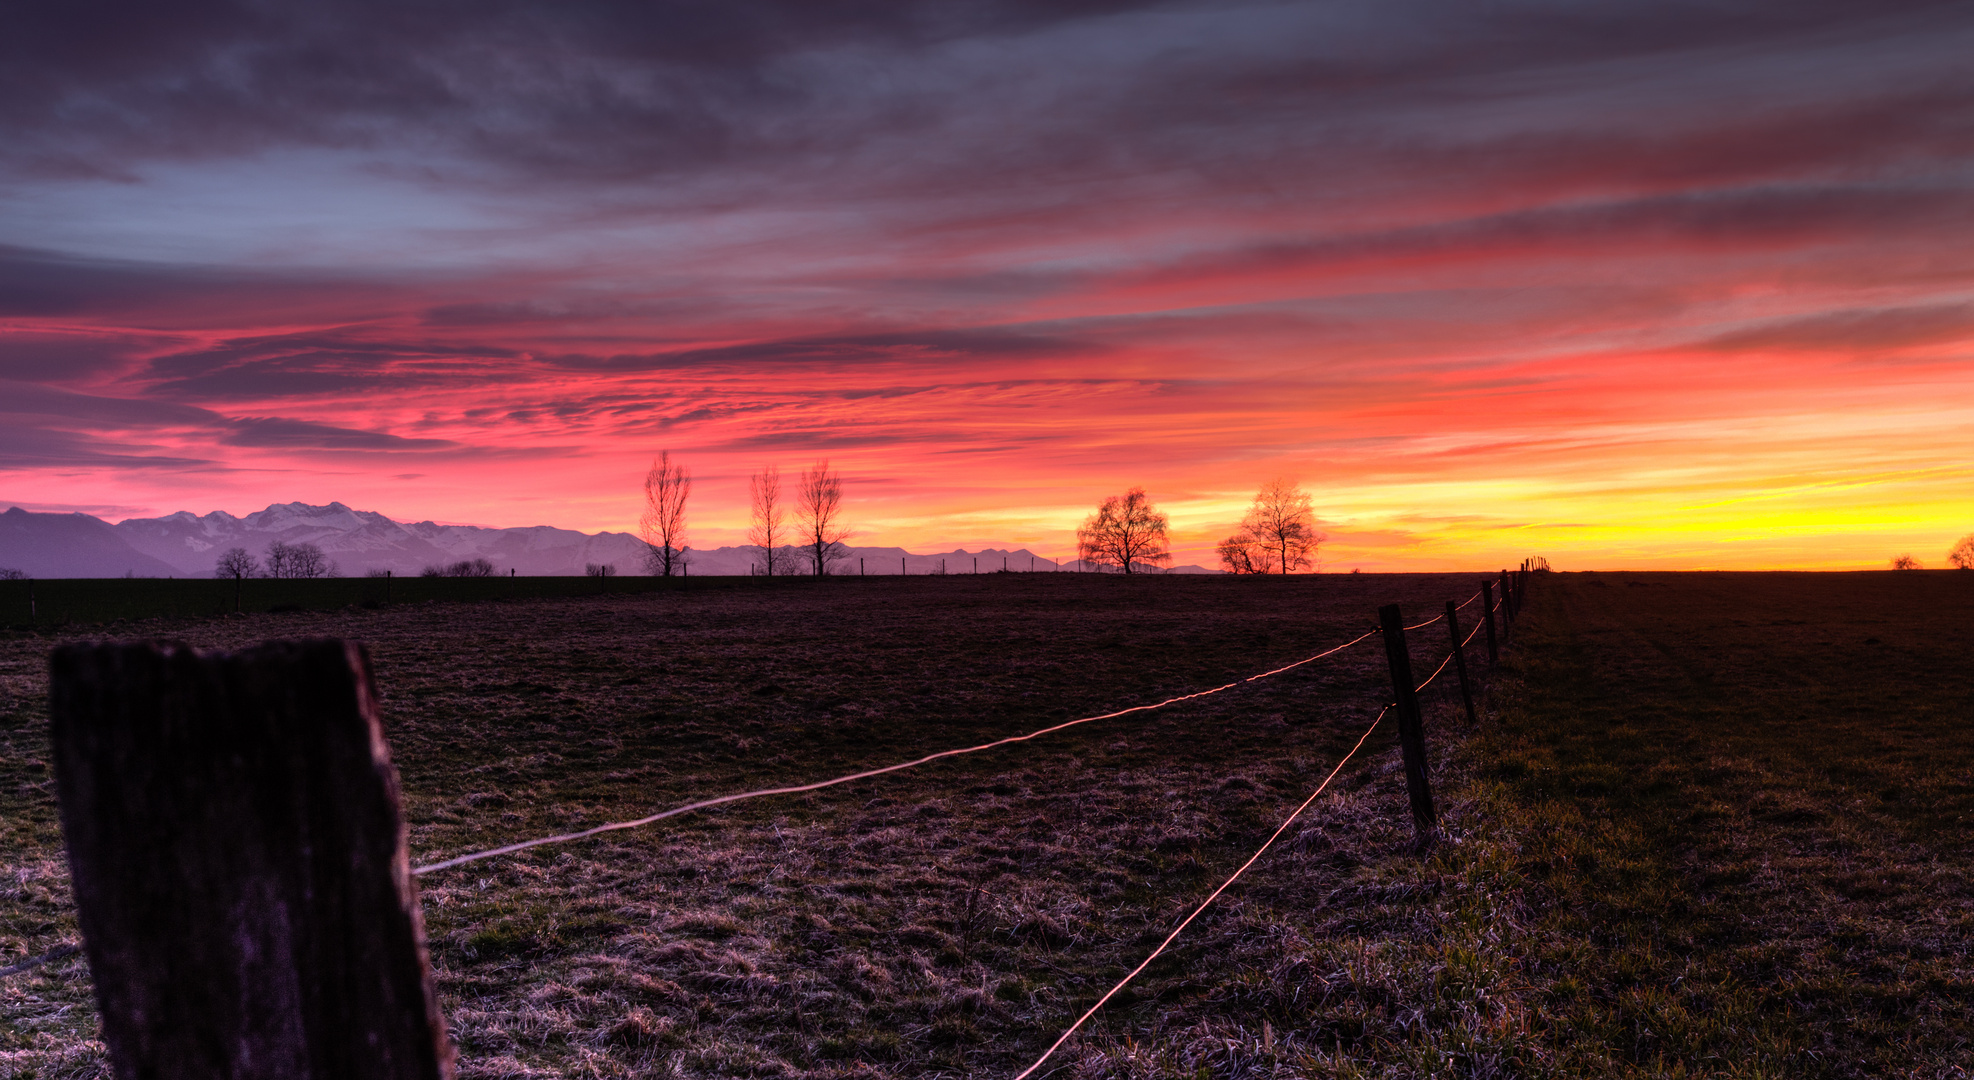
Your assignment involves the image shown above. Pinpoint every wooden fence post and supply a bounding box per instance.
[1445,600,1477,725]
[1480,580,1498,665]
[1499,570,1513,631]
[1377,605,1438,850]
[48,639,453,1080]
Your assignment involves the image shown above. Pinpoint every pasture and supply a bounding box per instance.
[2,571,1970,1078]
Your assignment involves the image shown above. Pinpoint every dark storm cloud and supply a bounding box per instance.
[0,382,222,428]
[7,0,1970,194]
[1700,304,1974,353]
[143,332,523,400]
[541,327,1108,371]
[1122,185,1974,290]
[0,379,457,454]
[0,331,152,383]
[221,417,456,450]
[0,245,237,316]
[0,425,220,470]
[0,0,1170,182]
[707,425,1055,453]
[0,244,390,319]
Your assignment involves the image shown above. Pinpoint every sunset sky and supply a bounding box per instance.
[4,1,1972,570]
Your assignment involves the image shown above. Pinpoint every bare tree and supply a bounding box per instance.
[214,547,258,579]
[1950,534,1974,570]
[266,540,335,579]
[424,558,495,577]
[265,540,294,579]
[585,563,616,578]
[1891,554,1922,570]
[1238,478,1322,574]
[797,459,851,576]
[1216,532,1277,575]
[1078,488,1171,574]
[640,451,692,577]
[749,465,790,577]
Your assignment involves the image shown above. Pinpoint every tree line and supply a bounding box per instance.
[638,453,851,577]
[641,453,1340,577]
[213,541,338,580]
[1068,477,1325,574]
[1894,534,1974,570]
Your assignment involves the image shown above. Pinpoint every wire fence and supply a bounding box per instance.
[1013,704,1394,1080]
[413,627,1381,875]
[19,563,1541,1078]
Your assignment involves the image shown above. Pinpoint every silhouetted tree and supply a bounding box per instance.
[0,568,26,581]
[1078,488,1171,574]
[1217,532,1276,574]
[1891,554,1922,570]
[798,459,851,576]
[640,450,692,577]
[1950,534,1974,570]
[750,465,791,577]
[585,563,616,578]
[1239,478,1321,574]
[265,540,335,579]
[429,558,495,577]
[214,547,258,579]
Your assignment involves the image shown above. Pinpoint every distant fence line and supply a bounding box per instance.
[25,561,1541,1079]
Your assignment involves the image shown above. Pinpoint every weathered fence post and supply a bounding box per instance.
[1445,600,1477,725]
[48,639,453,1080]
[1499,570,1513,632]
[1377,605,1438,850]
[1481,580,1498,664]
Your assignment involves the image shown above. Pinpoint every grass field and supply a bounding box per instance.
[2,571,1970,1078]
[0,573,734,629]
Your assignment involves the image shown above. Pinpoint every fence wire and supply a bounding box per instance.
[414,628,1380,875]
[1012,704,1392,1080]
[0,943,78,981]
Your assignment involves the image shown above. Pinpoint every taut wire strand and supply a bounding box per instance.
[1414,650,1455,694]
[0,943,78,980]
[1010,706,1391,1080]
[414,629,1380,875]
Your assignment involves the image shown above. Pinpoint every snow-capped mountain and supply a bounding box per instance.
[0,500,1218,577]
[108,502,654,578]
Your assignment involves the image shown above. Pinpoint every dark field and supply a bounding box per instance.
[0,574,711,629]
[2,571,1971,1078]
[0,573,1487,1079]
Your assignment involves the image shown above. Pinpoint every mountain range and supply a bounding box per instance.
[0,502,1215,578]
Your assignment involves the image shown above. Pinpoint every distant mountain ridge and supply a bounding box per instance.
[0,501,1217,578]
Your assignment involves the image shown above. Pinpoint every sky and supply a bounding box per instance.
[3,0,1972,571]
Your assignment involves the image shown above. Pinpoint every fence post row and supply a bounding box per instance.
[1480,580,1498,664]
[48,639,452,1080]
[1377,604,1439,851]
[1444,600,1477,725]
